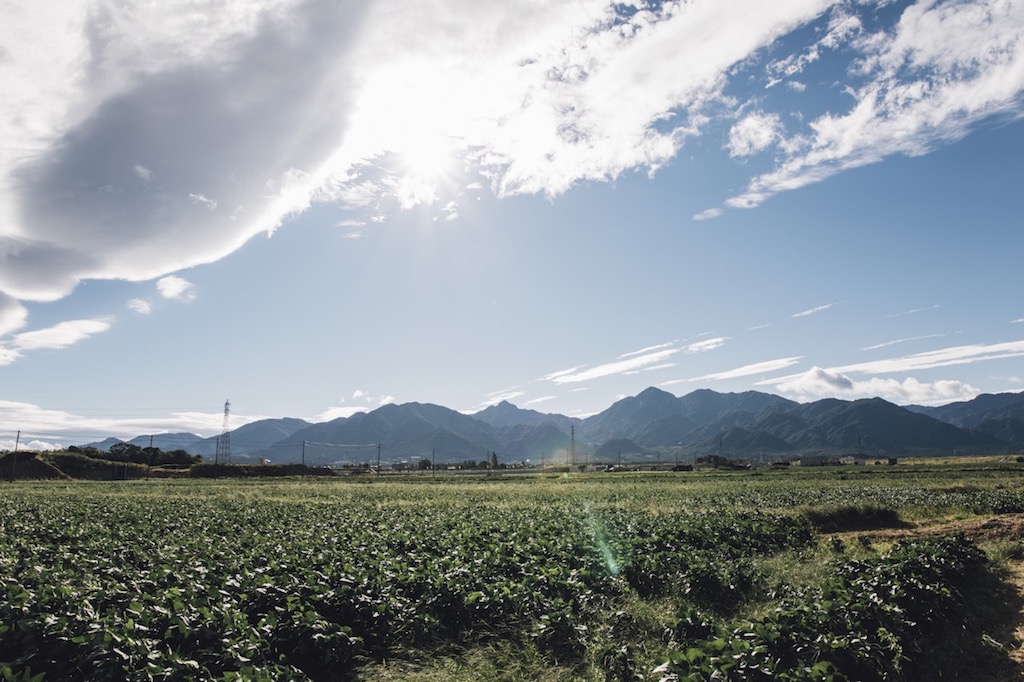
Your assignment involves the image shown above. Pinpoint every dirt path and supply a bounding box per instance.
[837,512,1024,544]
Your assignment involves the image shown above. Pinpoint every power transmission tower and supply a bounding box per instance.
[215,399,231,464]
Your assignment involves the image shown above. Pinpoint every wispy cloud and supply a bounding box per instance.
[479,389,527,407]
[548,347,680,385]
[685,337,728,353]
[1,317,113,366]
[692,207,723,221]
[887,304,939,318]
[691,356,803,381]
[620,342,677,359]
[792,303,833,318]
[762,340,1024,386]
[188,193,218,210]
[11,318,113,352]
[832,340,1024,376]
[860,334,943,352]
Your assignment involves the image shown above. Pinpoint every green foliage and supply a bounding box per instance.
[802,503,905,533]
[656,535,992,681]
[0,463,1021,680]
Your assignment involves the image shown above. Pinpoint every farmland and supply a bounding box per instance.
[2,461,1024,680]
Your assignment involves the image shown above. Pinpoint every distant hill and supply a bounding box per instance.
[188,418,311,457]
[75,388,1024,465]
[128,433,204,451]
[910,393,1024,431]
[277,402,503,465]
[473,400,578,433]
[84,437,125,452]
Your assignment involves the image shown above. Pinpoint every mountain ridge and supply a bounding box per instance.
[84,388,1024,466]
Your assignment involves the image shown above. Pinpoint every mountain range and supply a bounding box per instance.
[84,387,1024,466]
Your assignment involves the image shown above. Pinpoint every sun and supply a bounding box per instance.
[400,135,456,186]
[393,134,460,208]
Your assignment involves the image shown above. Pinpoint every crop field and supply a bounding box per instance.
[3,461,1024,681]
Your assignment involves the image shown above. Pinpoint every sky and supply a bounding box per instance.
[2,0,1024,449]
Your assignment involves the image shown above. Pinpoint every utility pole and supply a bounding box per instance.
[376,443,381,475]
[431,449,436,478]
[570,425,576,470]
[10,430,19,483]
[147,434,153,481]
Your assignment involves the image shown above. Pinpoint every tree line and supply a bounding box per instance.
[68,443,201,468]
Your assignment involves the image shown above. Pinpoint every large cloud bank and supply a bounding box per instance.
[2,0,1023,357]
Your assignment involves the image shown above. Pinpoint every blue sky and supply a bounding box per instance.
[2,0,1024,448]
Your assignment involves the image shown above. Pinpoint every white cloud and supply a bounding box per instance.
[0,399,259,443]
[0,292,27,336]
[620,342,677,358]
[774,366,980,405]
[0,439,64,452]
[0,0,920,346]
[314,405,369,422]
[1,0,364,304]
[685,337,728,353]
[441,200,459,221]
[692,356,804,381]
[188,193,218,210]
[1012,318,1024,324]
[524,396,556,406]
[833,339,1024,376]
[156,275,196,301]
[691,207,723,221]
[644,363,677,372]
[861,334,943,351]
[727,111,783,157]
[887,304,939,318]
[6,0,1017,342]
[549,347,680,384]
[344,390,395,408]
[127,298,152,314]
[762,340,1024,388]
[540,366,586,382]
[479,389,527,407]
[730,0,1024,208]
[12,318,113,351]
[792,303,834,318]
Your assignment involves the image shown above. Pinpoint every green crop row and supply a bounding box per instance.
[0,469,1018,681]
[0,488,811,680]
[657,535,993,681]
